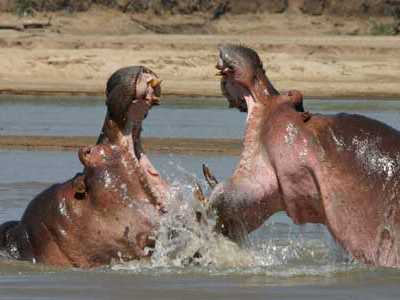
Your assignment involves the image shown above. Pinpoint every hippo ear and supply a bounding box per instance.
[72,174,87,193]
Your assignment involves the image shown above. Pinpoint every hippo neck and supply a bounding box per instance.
[249,71,280,103]
[236,76,278,171]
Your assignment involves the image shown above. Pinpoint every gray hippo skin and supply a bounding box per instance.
[208,45,400,268]
[0,66,168,268]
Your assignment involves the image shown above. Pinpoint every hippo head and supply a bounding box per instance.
[105,66,162,132]
[96,66,163,147]
[78,66,169,262]
[205,46,311,241]
[216,44,279,113]
[97,66,169,211]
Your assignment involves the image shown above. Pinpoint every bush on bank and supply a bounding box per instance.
[1,0,399,17]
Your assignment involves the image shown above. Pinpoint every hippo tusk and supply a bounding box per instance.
[202,164,219,189]
[193,183,209,225]
[152,96,161,104]
[149,79,163,88]
[193,183,208,205]
[146,96,161,106]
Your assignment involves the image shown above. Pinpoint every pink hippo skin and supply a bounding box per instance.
[0,66,168,268]
[208,45,400,268]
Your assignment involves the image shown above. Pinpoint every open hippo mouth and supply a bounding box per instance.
[220,75,248,113]
[216,62,248,113]
[101,66,169,212]
[127,99,168,212]
[215,44,268,114]
[215,44,282,117]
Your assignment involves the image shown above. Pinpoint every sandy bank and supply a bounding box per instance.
[0,12,399,99]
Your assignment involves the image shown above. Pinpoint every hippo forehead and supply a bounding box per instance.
[106,66,158,100]
[219,45,263,70]
[105,66,158,124]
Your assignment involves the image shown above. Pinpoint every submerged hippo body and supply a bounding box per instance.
[209,45,400,267]
[0,66,168,268]
[0,138,160,267]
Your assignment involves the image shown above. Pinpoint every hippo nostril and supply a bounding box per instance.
[85,148,92,155]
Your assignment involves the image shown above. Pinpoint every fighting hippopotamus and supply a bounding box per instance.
[206,45,400,268]
[0,66,168,268]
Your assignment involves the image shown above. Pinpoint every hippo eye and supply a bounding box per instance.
[85,148,92,155]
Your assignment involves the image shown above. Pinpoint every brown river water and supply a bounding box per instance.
[0,96,400,299]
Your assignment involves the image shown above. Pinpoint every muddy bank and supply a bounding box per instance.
[0,136,242,156]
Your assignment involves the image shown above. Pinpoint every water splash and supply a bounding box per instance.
[109,162,364,277]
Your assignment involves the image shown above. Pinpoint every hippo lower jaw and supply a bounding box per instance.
[127,127,168,211]
[220,75,248,113]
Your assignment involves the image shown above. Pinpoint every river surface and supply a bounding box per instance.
[3,95,400,138]
[1,96,400,299]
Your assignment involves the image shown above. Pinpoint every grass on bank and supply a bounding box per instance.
[16,0,35,16]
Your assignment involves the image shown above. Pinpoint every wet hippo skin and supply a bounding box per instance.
[208,45,400,268]
[0,66,168,268]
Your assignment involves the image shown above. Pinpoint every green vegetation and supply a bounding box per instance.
[16,0,35,16]
[371,23,394,36]
[370,6,400,36]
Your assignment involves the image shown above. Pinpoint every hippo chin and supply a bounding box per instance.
[208,44,400,268]
[0,66,168,268]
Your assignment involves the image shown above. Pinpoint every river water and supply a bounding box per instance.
[1,96,400,299]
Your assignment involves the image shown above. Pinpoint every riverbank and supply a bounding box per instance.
[0,11,400,99]
[0,136,242,156]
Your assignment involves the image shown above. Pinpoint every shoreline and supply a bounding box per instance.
[0,136,243,156]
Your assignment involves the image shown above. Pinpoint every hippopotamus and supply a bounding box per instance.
[0,66,168,268]
[206,44,400,268]
[97,66,168,208]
